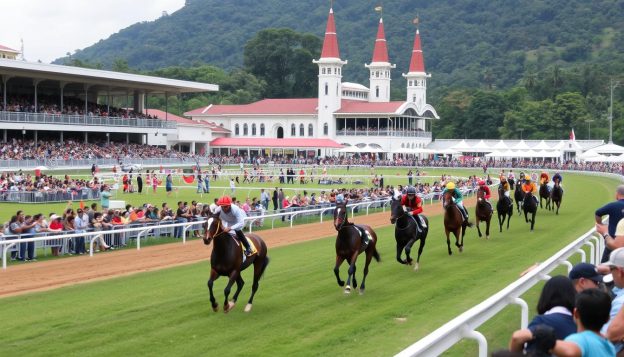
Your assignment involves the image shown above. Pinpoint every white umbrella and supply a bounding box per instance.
[592,143,624,155]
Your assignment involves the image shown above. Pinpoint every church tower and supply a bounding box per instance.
[402,26,430,112]
[313,7,347,137]
[365,17,395,102]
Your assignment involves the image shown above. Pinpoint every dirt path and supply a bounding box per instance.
[0,197,477,297]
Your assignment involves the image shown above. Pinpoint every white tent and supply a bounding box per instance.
[579,149,601,160]
[392,147,433,154]
[450,139,471,151]
[470,140,493,153]
[432,148,462,155]
[591,142,624,155]
[512,140,531,150]
[605,154,624,163]
[535,149,561,158]
[584,154,609,162]
[337,146,362,153]
[533,140,552,150]
[492,140,509,150]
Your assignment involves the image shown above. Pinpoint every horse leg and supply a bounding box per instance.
[223,271,239,313]
[207,269,219,312]
[445,230,452,256]
[333,256,346,287]
[405,238,417,265]
[485,218,491,239]
[231,275,245,304]
[476,217,482,237]
[396,242,408,265]
[459,226,466,253]
[530,212,536,231]
[524,209,529,223]
[414,238,426,271]
[359,249,375,295]
[245,255,269,313]
[506,211,511,230]
[345,253,359,294]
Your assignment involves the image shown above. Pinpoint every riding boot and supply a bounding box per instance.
[416,214,427,228]
[413,215,423,234]
[235,230,253,255]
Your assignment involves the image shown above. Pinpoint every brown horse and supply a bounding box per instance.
[203,214,270,313]
[539,183,552,211]
[443,190,467,255]
[550,182,563,215]
[475,187,492,239]
[333,200,380,294]
[389,194,429,271]
[514,183,525,215]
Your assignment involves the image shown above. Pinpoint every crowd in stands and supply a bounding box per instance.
[0,139,193,161]
[1,94,155,119]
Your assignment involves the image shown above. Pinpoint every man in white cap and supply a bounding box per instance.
[601,247,624,347]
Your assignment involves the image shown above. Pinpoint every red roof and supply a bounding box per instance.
[336,100,404,114]
[371,18,389,63]
[0,45,19,53]
[144,108,230,133]
[408,29,425,72]
[186,98,318,116]
[320,8,341,59]
[210,138,343,148]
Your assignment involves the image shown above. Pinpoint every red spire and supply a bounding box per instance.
[371,18,389,63]
[408,29,425,72]
[320,8,341,59]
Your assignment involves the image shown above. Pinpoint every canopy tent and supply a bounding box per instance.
[336,146,362,153]
[469,140,493,153]
[533,140,553,150]
[492,140,509,150]
[584,154,610,162]
[591,142,624,155]
[392,147,434,154]
[605,154,624,163]
[511,140,531,150]
[450,139,471,151]
[431,148,462,155]
[578,149,601,160]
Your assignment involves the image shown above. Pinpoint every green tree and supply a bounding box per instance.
[243,28,321,98]
[463,91,508,139]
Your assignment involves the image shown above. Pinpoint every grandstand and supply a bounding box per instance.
[0,58,219,159]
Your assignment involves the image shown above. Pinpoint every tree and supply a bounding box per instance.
[243,28,321,98]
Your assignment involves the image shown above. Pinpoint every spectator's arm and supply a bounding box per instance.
[552,340,581,357]
[508,328,532,352]
[607,304,624,342]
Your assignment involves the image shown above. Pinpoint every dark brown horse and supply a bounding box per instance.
[443,190,467,255]
[475,187,493,239]
[523,191,538,231]
[496,186,513,232]
[539,183,552,210]
[550,182,563,215]
[333,200,380,294]
[203,214,269,313]
[389,195,429,271]
[514,182,525,215]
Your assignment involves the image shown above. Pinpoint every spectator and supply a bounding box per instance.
[509,276,577,354]
[137,174,143,194]
[165,174,173,197]
[595,185,624,262]
[553,289,614,356]
[74,208,88,255]
[569,263,607,293]
[47,213,64,256]
[272,187,279,211]
[100,185,111,211]
[601,247,624,352]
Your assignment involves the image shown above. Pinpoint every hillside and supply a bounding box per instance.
[55,0,624,91]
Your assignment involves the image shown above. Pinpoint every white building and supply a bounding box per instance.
[186,6,439,158]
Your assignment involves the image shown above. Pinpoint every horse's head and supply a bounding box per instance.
[333,200,349,231]
[203,213,224,245]
[443,190,455,207]
[389,195,404,224]
[477,187,486,200]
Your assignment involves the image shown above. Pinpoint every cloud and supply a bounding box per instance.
[0,0,185,63]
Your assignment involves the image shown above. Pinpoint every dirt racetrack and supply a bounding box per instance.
[0,197,476,297]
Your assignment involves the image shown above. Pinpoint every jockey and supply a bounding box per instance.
[540,171,551,191]
[499,176,514,207]
[478,180,493,213]
[442,182,471,226]
[519,172,526,185]
[401,186,427,233]
[522,176,539,205]
[215,195,253,256]
[553,172,563,186]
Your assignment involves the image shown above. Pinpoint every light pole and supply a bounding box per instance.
[609,78,620,144]
[585,119,594,140]
[519,128,524,140]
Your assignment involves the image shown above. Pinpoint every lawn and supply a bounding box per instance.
[0,171,618,356]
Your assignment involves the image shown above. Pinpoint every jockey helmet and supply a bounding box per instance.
[446,182,456,190]
[525,176,532,182]
[406,186,417,196]
[217,195,232,206]
[519,172,525,178]
[478,180,486,186]
[335,194,345,203]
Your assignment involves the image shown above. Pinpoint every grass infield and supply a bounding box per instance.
[0,169,618,356]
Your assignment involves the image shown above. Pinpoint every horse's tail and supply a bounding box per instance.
[373,248,381,262]
[259,256,270,279]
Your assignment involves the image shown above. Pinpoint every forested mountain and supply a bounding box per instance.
[57,0,624,143]
[56,0,624,91]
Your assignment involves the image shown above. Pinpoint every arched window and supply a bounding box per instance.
[235,124,240,135]
[251,123,256,136]
[299,124,304,136]
[375,86,380,98]
[260,123,265,136]
[243,123,248,136]
[323,123,328,135]
[324,83,328,95]
[308,124,313,137]
[291,124,296,136]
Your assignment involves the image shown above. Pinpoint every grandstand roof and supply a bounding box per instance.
[210,137,342,148]
[143,108,230,133]
[0,58,218,94]
[0,45,19,53]
[186,98,319,116]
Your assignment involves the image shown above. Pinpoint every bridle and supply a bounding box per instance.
[205,217,226,241]
[334,206,348,230]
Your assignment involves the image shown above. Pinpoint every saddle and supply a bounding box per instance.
[232,234,257,256]
[354,225,372,250]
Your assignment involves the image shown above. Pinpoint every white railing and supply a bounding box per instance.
[396,171,624,357]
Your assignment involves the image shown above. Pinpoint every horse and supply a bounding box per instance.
[514,183,525,215]
[550,183,563,215]
[389,195,429,271]
[442,190,467,255]
[333,200,380,294]
[508,177,515,191]
[203,214,270,313]
[475,187,493,239]
[523,191,538,231]
[539,183,552,210]
[496,186,513,232]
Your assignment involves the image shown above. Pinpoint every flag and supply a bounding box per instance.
[182,168,195,184]
[374,6,382,12]
[569,129,575,141]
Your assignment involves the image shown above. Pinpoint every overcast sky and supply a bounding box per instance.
[1,0,185,63]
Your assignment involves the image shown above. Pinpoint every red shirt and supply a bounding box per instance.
[49,220,63,231]
[479,185,491,199]
[400,194,423,215]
